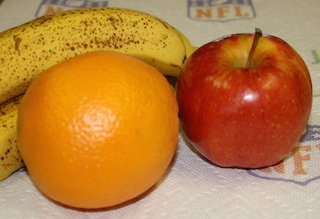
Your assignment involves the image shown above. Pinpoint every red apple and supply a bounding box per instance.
[176,29,312,168]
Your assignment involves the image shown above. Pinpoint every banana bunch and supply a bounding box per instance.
[0,7,196,180]
[0,96,24,180]
[0,7,195,105]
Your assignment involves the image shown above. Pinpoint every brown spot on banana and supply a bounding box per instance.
[13,35,22,55]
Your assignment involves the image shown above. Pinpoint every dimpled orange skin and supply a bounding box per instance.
[17,51,178,209]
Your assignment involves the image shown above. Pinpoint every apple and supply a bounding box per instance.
[176,29,312,168]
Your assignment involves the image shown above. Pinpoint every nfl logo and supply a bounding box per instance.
[247,125,320,186]
[188,0,256,22]
[36,0,109,17]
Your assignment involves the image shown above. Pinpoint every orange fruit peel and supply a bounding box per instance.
[18,51,179,209]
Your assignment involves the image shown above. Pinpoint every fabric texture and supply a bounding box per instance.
[0,0,319,218]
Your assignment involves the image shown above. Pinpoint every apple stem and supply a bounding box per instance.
[246,28,263,68]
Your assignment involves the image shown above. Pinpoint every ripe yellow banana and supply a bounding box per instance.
[0,7,195,105]
[0,96,24,181]
[176,30,198,58]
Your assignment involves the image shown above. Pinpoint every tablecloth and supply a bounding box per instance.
[0,0,319,218]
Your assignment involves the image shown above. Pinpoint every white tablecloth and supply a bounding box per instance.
[0,0,319,218]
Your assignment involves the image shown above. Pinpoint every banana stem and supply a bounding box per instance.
[246,28,262,68]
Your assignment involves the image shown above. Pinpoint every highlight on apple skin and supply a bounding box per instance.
[176,29,313,169]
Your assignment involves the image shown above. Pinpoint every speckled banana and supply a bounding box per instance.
[0,7,195,105]
[0,96,24,181]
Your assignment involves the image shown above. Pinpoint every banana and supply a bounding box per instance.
[0,96,24,181]
[0,7,195,105]
[176,30,198,59]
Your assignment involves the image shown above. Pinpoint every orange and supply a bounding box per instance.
[17,51,178,209]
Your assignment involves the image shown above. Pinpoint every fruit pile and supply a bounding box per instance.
[0,8,312,209]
